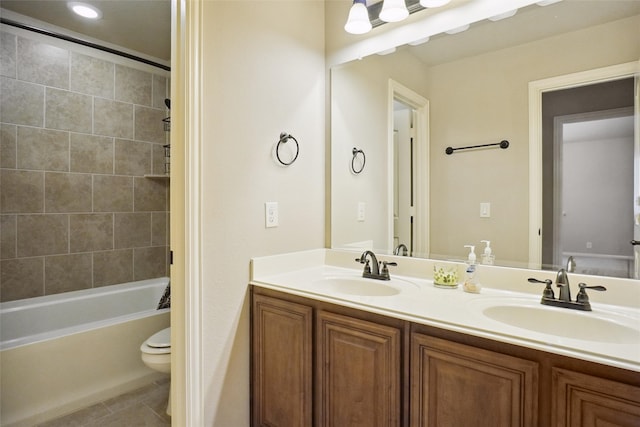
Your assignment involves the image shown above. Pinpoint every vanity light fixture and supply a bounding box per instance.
[345,0,451,35]
[68,2,102,19]
[536,0,562,6]
[419,0,451,7]
[488,9,517,21]
[379,0,409,23]
[344,0,372,34]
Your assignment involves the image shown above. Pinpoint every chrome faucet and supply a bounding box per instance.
[355,250,397,280]
[528,268,606,311]
[394,244,408,256]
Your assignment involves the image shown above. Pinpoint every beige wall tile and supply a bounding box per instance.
[134,246,167,280]
[134,177,167,212]
[1,215,17,259]
[0,257,44,301]
[115,65,152,106]
[70,133,114,174]
[94,97,133,138]
[17,214,68,256]
[1,123,17,168]
[45,172,92,213]
[151,212,167,246]
[93,175,133,212]
[70,52,114,98]
[17,127,69,171]
[70,213,113,253]
[45,88,92,133]
[45,253,92,295]
[93,249,133,287]
[152,74,168,109]
[1,32,16,78]
[115,139,151,176]
[0,77,44,126]
[18,37,69,89]
[0,169,44,213]
[135,106,166,143]
[114,212,151,249]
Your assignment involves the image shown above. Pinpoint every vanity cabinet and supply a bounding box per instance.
[411,333,538,427]
[316,310,401,427]
[552,368,640,426]
[251,287,640,427]
[251,294,313,427]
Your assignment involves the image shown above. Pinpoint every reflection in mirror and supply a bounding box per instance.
[330,0,640,279]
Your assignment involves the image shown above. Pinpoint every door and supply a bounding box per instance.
[634,75,640,278]
[316,310,401,427]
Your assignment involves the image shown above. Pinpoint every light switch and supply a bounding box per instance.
[480,202,491,218]
[357,202,366,222]
[265,202,278,228]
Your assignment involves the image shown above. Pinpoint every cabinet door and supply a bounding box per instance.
[411,333,538,427]
[252,294,313,427]
[316,310,402,427]
[552,367,640,427]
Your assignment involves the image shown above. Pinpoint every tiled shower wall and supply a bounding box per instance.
[0,29,170,302]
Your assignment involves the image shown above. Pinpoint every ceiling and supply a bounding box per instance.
[0,0,171,61]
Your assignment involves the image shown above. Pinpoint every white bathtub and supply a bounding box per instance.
[0,278,171,426]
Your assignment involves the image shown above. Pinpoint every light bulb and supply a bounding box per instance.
[344,0,372,34]
[379,0,409,23]
[419,0,451,7]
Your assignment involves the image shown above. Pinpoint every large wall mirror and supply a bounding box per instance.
[330,0,640,279]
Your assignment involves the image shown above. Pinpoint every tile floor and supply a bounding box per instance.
[37,377,170,427]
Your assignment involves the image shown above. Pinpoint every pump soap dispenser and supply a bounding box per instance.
[481,240,494,265]
[463,245,481,293]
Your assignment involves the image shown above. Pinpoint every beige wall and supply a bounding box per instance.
[198,1,325,425]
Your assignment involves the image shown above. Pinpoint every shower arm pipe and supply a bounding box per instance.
[0,17,170,72]
[445,139,509,155]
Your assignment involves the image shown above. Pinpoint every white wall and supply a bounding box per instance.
[198,1,325,425]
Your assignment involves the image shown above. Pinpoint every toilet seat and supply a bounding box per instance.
[141,327,171,354]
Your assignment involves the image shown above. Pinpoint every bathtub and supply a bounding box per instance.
[0,277,171,426]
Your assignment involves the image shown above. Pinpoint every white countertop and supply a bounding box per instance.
[250,249,640,373]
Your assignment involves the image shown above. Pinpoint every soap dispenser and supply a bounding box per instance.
[463,245,481,293]
[481,240,494,265]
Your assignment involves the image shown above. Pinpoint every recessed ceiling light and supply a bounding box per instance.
[445,24,470,35]
[68,2,102,19]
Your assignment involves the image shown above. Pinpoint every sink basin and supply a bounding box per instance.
[479,300,640,343]
[312,276,414,297]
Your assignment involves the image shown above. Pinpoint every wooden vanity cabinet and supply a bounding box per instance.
[316,310,402,427]
[410,333,539,427]
[251,288,406,427]
[552,367,640,426]
[251,293,313,427]
[251,287,640,427]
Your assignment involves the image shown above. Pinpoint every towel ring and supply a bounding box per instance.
[276,132,299,166]
[351,148,365,174]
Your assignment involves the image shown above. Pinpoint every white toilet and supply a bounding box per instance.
[141,327,171,415]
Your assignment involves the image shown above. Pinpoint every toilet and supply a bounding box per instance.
[141,327,171,415]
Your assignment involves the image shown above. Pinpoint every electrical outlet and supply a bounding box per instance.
[265,202,278,228]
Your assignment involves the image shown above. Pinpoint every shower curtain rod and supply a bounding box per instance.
[0,18,170,72]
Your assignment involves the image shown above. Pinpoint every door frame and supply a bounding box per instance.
[528,61,639,269]
[388,79,430,258]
